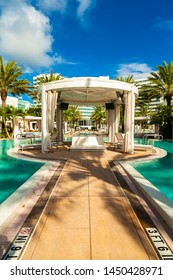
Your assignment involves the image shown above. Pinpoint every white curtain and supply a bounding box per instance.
[42,88,58,152]
[123,92,130,152]
[124,91,134,153]
[47,90,58,132]
[13,118,19,139]
[115,103,120,133]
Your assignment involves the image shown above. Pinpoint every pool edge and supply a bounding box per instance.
[119,147,173,232]
[0,147,60,232]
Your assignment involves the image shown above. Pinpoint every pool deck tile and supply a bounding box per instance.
[20,145,160,260]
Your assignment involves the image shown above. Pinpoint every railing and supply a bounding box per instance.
[143,133,163,142]
[16,132,42,144]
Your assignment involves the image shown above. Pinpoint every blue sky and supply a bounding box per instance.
[0,0,173,101]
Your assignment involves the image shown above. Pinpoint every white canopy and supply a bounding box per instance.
[41,76,138,153]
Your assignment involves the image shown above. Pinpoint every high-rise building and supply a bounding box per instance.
[135,78,166,113]
[77,105,95,127]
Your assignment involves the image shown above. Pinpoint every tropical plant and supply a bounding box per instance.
[0,56,32,135]
[139,61,173,107]
[0,106,11,138]
[0,56,32,108]
[26,105,42,117]
[90,106,106,129]
[63,106,83,128]
[35,70,63,84]
[29,90,41,104]
[150,105,173,138]
[135,105,151,117]
[8,106,26,138]
[138,61,173,138]
[114,75,135,84]
[31,70,64,103]
[0,106,26,138]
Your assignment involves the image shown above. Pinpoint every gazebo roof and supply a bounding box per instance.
[42,76,138,105]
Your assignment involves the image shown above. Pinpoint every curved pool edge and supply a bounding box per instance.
[7,146,48,163]
[134,146,167,161]
[119,147,173,232]
[0,147,61,232]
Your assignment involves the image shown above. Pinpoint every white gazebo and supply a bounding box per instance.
[41,76,138,153]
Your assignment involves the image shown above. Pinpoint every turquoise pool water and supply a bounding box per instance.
[0,140,44,204]
[132,140,173,202]
[1,138,172,205]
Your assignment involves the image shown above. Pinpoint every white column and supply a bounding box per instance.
[124,90,135,153]
[41,85,50,153]
[130,89,135,153]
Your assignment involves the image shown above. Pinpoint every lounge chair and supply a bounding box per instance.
[50,132,58,146]
[134,144,153,151]
[114,133,124,149]
[19,143,41,151]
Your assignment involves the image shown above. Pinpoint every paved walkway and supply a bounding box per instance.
[21,148,158,260]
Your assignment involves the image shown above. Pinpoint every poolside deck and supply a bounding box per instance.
[1,143,172,260]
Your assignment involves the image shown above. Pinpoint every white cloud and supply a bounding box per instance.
[54,55,78,65]
[23,66,34,74]
[117,63,153,80]
[154,19,173,31]
[0,0,91,70]
[37,0,67,12]
[0,2,54,68]
[76,0,92,18]
[76,0,97,24]
[36,0,96,20]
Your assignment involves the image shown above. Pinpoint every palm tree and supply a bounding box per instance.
[0,106,11,138]
[35,70,63,84]
[64,106,83,128]
[31,70,64,103]
[0,56,32,108]
[0,106,26,138]
[90,106,106,129]
[26,105,42,117]
[114,74,135,84]
[0,56,32,135]
[139,61,173,138]
[135,105,151,117]
[150,104,173,138]
[8,106,26,138]
[140,61,173,107]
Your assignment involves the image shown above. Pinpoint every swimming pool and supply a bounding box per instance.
[0,140,44,204]
[132,140,173,203]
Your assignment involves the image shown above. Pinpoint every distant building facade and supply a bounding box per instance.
[0,96,41,135]
[77,105,95,128]
[0,96,31,110]
[135,78,167,113]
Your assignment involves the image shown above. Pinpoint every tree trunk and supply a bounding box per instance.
[1,89,7,108]
[162,122,172,139]
[2,116,11,138]
[1,91,10,138]
[166,96,172,107]
[1,99,6,108]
